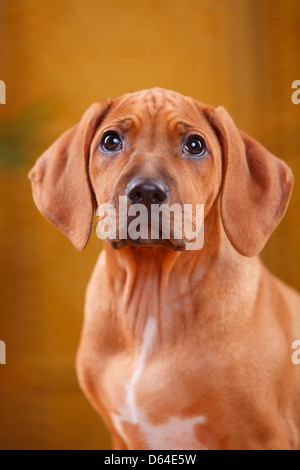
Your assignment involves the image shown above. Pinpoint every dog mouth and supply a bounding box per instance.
[96,199,203,252]
[110,237,185,251]
[108,220,186,251]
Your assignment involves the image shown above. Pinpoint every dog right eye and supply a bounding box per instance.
[100,133,122,152]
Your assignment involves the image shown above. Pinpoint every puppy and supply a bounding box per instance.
[29,88,300,450]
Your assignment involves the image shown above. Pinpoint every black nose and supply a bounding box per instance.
[126,178,169,206]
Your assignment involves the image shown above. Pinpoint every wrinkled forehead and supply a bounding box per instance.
[102,88,212,135]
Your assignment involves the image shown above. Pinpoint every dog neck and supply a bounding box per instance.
[102,207,228,345]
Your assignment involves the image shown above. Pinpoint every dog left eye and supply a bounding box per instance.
[101,133,122,152]
[183,136,206,157]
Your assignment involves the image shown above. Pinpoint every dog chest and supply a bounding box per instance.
[106,317,208,450]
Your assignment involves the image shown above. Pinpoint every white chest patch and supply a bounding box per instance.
[111,317,207,450]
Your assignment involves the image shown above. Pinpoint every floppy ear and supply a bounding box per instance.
[28,101,112,251]
[206,106,293,257]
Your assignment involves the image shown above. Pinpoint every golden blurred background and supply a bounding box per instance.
[0,0,299,450]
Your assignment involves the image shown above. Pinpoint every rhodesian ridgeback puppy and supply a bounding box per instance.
[29,88,300,450]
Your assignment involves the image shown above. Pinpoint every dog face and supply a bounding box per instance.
[28,88,293,257]
[89,89,222,250]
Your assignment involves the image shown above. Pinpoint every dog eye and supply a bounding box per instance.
[183,136,206,157]
[101,133,122,152]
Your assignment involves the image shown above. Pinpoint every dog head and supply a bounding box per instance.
[28,88,293,256]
